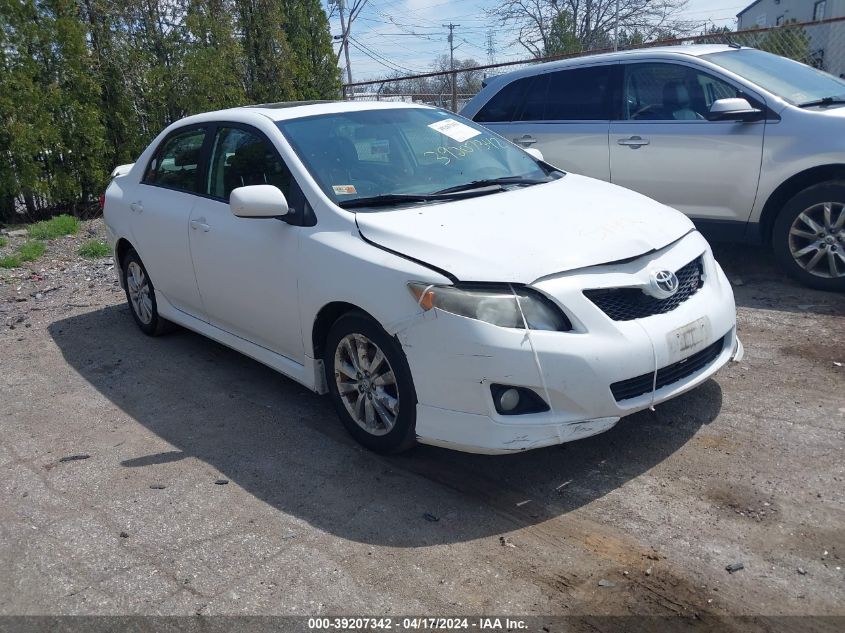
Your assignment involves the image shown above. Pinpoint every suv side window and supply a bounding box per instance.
[543,65,613,120]
[143,127,206,193]
[474,75,536,123]
[206,126,291,201]
[623,63,743,121]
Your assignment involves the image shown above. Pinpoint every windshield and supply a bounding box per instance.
[702,48,845,106]
[277,107,552,209]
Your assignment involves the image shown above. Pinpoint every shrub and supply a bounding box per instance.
[28,214,80,240]
[78,239,111,259]
[0,236,7,248]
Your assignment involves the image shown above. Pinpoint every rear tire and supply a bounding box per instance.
[324,312,417,453]
[121,249,171,336]
[772,181,845,292]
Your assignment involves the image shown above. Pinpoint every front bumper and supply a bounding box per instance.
[398,231,739,454]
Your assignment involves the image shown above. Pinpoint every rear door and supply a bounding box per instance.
[609,61,765,222]
[472,64,616,180]
[132,125,208,318]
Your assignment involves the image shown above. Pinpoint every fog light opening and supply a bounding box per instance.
[490,384,550,415]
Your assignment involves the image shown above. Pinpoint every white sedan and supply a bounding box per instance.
[104,101,742,454]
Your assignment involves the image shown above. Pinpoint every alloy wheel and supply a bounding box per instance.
[126,261,154,324]
[333,333,400,436]
[788,202,845,279]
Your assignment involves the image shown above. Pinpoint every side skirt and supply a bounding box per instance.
[155,290,321,393]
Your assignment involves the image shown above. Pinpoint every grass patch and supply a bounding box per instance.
[18,240,46,262]
[28,214,80,240]
[78,239,111,259]
[0,236,7,248]
[0,241,47,269]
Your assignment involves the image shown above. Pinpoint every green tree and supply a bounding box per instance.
[545,10,581,56]
[181,0,246,113]
[279,0,340,99]
[236,0,294,103]
[758,20,811,65]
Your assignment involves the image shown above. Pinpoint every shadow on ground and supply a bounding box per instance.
[710,242,845,316]
[49,304,722,547]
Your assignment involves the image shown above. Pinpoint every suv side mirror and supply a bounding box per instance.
[229,185,290,218]
[708,98,763,122]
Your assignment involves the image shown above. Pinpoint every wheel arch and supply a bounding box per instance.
[311,301,378,361]
[759,164,845,244]
[115,237,135,267]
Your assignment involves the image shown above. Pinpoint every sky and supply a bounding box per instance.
[328,0,752,83]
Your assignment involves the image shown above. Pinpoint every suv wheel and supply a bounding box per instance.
[773,182,845,291]
[324,312,417,453]
[121,249,171,336]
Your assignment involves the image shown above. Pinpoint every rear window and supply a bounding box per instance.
[535,65,613,121]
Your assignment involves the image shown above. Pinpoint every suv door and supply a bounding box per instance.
[188,124,304,362]
[134,125,208,317]
[472,64,616,180]
[609,61,765,223]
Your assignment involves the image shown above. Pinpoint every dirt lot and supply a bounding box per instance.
[1,221,843,627]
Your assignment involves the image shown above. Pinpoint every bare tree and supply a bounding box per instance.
[491,0,694,58]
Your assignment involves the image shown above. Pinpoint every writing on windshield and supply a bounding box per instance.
[423,136,509,167]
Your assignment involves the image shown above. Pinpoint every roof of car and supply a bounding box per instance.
[184,99,429,125]
[486,44,743,82]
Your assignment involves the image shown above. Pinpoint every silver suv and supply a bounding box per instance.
[461,45,845,291]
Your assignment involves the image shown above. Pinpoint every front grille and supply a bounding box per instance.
[584,256,704,321]
[610,335,726,402]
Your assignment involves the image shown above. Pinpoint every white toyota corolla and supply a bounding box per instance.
[104,101,742,454]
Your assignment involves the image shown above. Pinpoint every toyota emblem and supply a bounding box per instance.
[646,269,680,299]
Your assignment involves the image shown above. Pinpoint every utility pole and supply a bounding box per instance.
[335,0,354,97]
[486,29,496,66]
[442,22,460,111]
[613,0,620,51]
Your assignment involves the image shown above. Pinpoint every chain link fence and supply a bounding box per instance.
[342,16,845,112]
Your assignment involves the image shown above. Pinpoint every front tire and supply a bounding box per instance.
[772,182,845,291]
[121,249,170,336]
[324,312,417,453]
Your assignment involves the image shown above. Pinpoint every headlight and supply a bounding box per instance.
[408,283,571,331]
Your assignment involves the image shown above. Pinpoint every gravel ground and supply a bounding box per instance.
[0,220,843,628]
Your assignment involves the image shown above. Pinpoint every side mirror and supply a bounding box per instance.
[229,185,290,218]
[524,147,544,161]
[708,98,763,122]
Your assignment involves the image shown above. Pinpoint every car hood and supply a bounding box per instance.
[355,174,695,283]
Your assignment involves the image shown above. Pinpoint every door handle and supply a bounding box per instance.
[617,136,650,148]
[129,201,143,213]
[190,219,210,232]
[513,135,537,146]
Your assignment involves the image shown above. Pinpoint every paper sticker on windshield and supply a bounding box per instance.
[332,184,357,195]
[428,118,481,143]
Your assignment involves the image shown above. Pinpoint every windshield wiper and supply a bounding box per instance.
[798,96,845,108]
[338,193,440,209]
[433,176,551,195]
[338,184,524,209]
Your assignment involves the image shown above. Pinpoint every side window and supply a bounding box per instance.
[474,76,535,123]
[623,63,743,121]
[206,127,291,201]
[143,127,206,193]
[543,65,613,120]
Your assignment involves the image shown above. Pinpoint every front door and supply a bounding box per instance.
[609,61,765,222]
[188,124,303,362]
